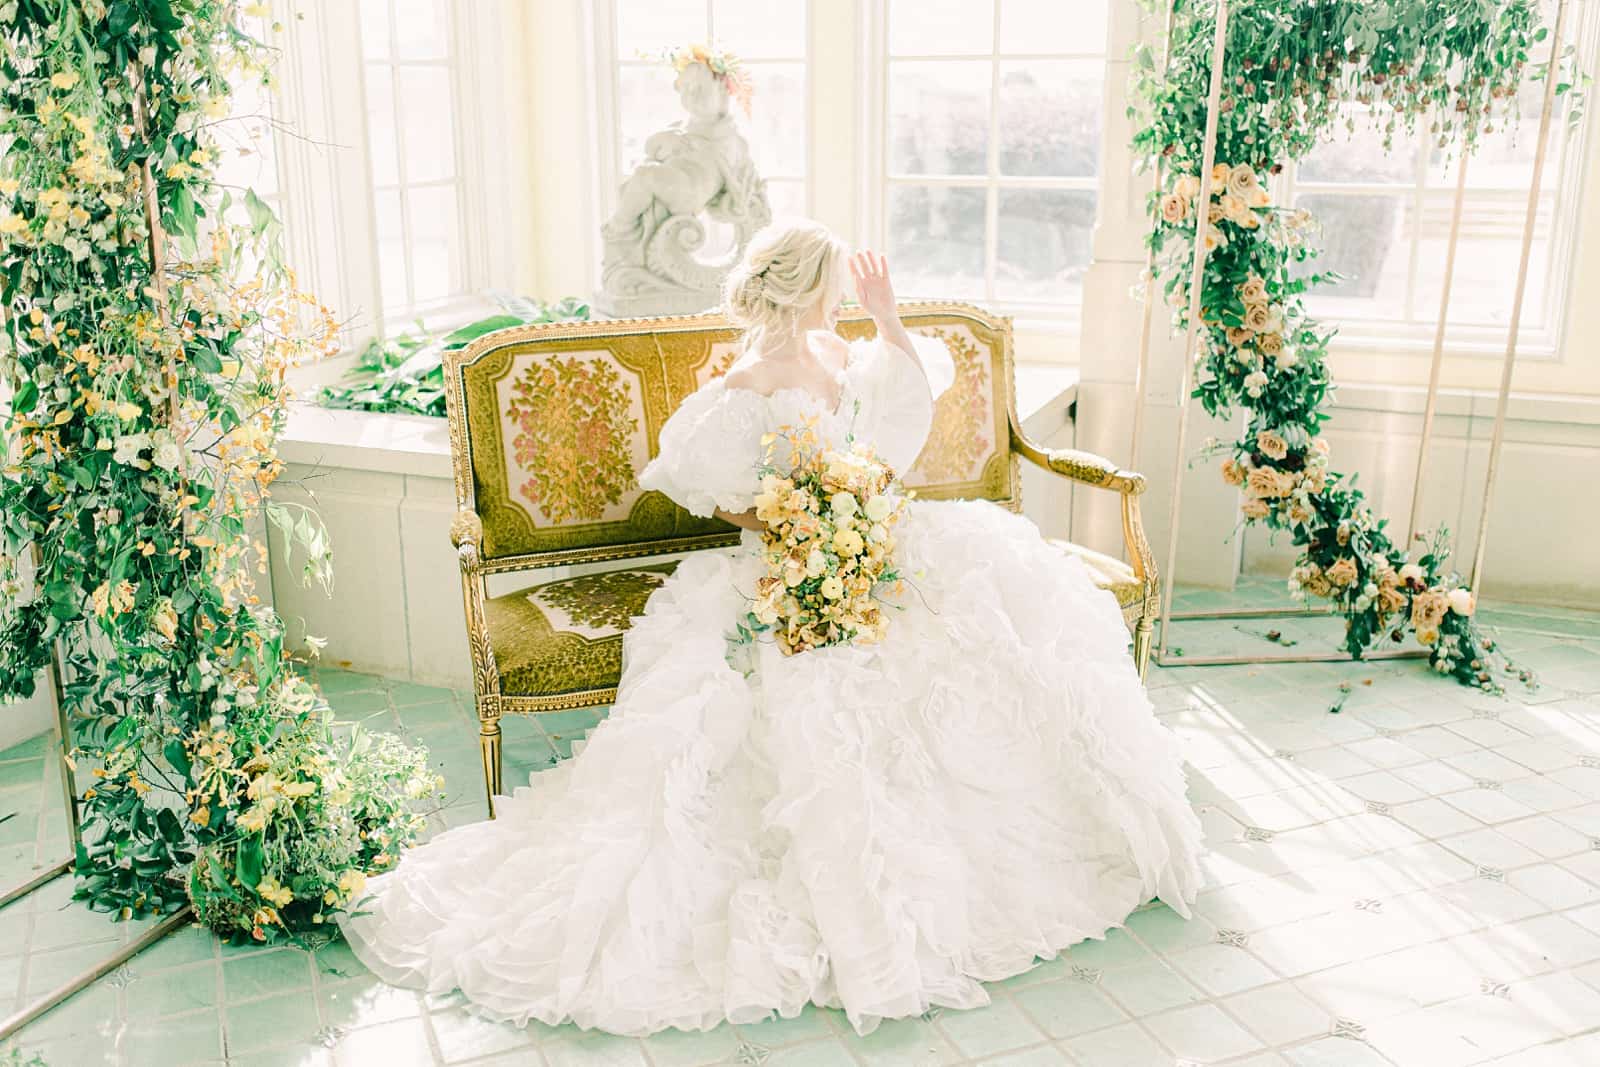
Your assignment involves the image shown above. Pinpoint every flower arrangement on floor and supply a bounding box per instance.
[1130,0,1575,690]
[737,420,909,656]
[0,1,439,941]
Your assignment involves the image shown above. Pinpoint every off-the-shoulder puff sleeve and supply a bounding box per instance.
[844,332,957,475]
[638,381,767,518]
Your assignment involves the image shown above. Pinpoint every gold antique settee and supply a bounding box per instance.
[443,303,1157,815]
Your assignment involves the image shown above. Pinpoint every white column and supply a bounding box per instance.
[1074,2,1242,589]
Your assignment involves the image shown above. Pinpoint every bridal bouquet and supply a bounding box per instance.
[739,422,910,656]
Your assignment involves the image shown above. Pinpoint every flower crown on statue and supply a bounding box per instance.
[657,43,754,117]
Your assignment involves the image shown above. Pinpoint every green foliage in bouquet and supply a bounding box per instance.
[0,0,438,941]
[318,297,590,419]
[1130,0,1581,690]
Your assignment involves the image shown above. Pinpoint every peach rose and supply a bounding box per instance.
[1246,466,1294,498]
[1160,192,1189,224]
[1288,503,1313,526]
[1326,556,1359,587]
[1258,332,1284,357]
[1219,193,1249,222]
[1256,429,1288,460]
[1243,302,1272,332]
[1207,201,1225,225]
[1447,588,1476,616]
[1174,174,1201,201]
[1226,326,1253,347]
[1226,162,1258,197]
[1302,569,1333,598]
[1211,162,1233,189]
[1241,497,1270,519]
[1221,458,1245,486]
[1248,185,1271,209]
[1239,275,1268,304]
[1411,589,1449,631]
[1377,586,1408,617]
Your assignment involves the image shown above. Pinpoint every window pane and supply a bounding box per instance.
[1427,82,1564,191]
[364,65,400,187]
[999,0,1102,55]
[359,0,390,61]
[216,74,278,198]
[407,184,459,306]
[712,0,805,59]
[889,0,993,55]
[888,61,990,176]
[744,63,806,177]
[765,178,806,220]
[397,66,455,183]
[392,0,448,61]
[617,64,692,169]
[887,184,986,300]
[1413,190,1553,330]
[1299,107,1419,184]
[373,188,409,312]
[616,0,707,59]
[1295,193,1411,321]
[998,60,1100,177]
[995,188,1094,303]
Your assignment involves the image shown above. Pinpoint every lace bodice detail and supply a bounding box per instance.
[639,333,956,518]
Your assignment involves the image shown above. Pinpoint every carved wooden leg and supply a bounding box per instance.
[478,712,503,820]
[1133,614,1155,682]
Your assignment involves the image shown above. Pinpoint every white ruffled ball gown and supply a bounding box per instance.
[337,330,1204,1037]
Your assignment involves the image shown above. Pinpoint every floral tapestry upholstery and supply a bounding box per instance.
[485,564,679,699]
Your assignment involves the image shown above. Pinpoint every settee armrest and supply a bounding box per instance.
[1009,424,1147,496]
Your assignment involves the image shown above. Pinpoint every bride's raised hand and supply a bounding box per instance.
[850,251,897,323]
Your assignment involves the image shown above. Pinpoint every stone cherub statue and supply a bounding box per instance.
[598,45,772,317]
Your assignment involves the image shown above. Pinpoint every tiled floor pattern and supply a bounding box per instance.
[2,581,1599,1065]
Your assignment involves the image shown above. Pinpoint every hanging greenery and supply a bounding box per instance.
[0,0,440,942]
[1131,0,1580,691]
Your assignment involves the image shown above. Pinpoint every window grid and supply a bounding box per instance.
[881,4,1107,312]
[360,0,466,324]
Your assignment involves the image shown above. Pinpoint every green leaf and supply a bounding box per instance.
[163,737,192,779]
[12,380,37,413]
[192,342,223,375]
[236,834,264,890]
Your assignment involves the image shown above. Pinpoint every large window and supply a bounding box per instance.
[1290,91,1583,355]
[357,0,471,324]
[870,0,1107,312]
[604,0,810,220]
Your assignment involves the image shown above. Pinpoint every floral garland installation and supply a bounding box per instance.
[1131,0,1565,690]
[0,0,440,941]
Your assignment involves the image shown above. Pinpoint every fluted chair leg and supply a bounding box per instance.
[1133,615,1155,682]
[479,716,503,820]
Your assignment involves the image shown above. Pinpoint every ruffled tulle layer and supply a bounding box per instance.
[337,499,1204,1037]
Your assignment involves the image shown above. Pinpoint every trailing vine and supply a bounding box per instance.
[0,0,440,941]
[1131,0,1579,690]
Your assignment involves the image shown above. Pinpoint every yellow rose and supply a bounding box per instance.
[832,528,864,557]
[1173,174,1200,202]
[1210,162,1232,190]
[1326,557,1359,587]
[1160,192,1189,224]
[1239,276,1268,304]
[1218,193,1249,222]
[819,576,844,600]
[1255,429,1288,460]
[1221,459,1245,486]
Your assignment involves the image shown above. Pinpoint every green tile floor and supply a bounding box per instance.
[2,577,1600,1065]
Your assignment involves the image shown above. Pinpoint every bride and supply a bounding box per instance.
[339,218,1204,1037]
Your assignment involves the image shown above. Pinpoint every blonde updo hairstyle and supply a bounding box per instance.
[723,218,849,345]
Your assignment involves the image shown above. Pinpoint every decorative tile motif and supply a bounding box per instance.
[1480,979,1510,998]
[1365,800,1391,816]
[1476,865,1507,882]
[1590,837,1600,851]
[1214,929,1250,948]
[104,963,138,988]
[1375,727,1402,738]
[1579,756,1600,769]
[1332,1018,1367,1041]
[314,1025,348,1048]
[918,1006,943,1022]
[1272,749,1298,761]
[733,1040,771,1065]
[1243,826,1275,842]
[1474,778,1503,791]
[1070,965,1104,983]
[1353,898,1384,913]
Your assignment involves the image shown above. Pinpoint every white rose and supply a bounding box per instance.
[1447,588,1475,616]
[867,523,889,543]
[863,494,893,522]
[805,549,827,577]
[1399,563,1425,585]
[819,576,844,600]
[830,491,858,518]
[1243,371,1268,397]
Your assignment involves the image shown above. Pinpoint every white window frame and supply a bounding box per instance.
[858,0,1107,332]
[264,0,515,347]
[586,0,815,281]
[1278,3,1599,364]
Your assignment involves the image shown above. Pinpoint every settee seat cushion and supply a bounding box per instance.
[1047,539,1145,607]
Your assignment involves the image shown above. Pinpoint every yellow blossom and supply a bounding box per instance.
[50,71,80,90]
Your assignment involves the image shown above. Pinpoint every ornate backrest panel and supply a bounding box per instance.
[444,303,1017,568]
